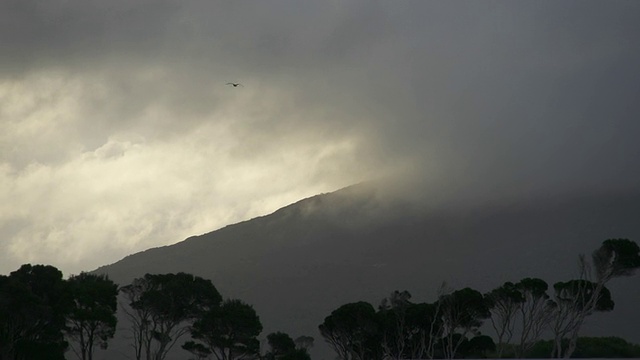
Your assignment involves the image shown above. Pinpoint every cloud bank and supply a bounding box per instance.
[2,1,640,275]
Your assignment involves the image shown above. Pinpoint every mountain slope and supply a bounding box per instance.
[94,184,640,359]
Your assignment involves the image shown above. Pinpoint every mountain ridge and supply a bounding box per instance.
[93,183,640,359]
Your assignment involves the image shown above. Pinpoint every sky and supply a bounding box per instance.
[2,1,640,276]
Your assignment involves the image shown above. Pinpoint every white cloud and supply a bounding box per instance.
[0,70,367,276]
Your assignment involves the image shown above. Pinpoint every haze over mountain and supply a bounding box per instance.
[3,1,640,277]
[95,182,640,359]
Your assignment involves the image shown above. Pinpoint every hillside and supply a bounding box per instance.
[94,184,640,359]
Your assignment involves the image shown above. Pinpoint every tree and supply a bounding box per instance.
[570,336,640,358]
[183,299,263,360]
[439,287,490,359]
[319,301,382,360]
[404,302,442,359]
[378,290,412,360]
[485,278,555,358]
[378,294,442,360]
[120,277,156,360]
[551,279,614,358]
[65,273,119,360]
[265,332,311,360]
[0,264,72,360]
[266,332,296,359]
[593,239,640,281]
[514,278,555,358]
[484,281,523,358]
[120,273,222,360]
[551,239,640,358]
[293,335,314,351]
[528,336,640,358]
[463,335,496,359]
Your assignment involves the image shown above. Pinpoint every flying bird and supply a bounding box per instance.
[226,82,243,87]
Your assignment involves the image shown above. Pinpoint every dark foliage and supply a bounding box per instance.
[527,337,640,358]
[319,301,382,360]
[183,299,262,360]
[66,273,119,360]
[266,331,296,358]
[0,264,71,360]
[265,331,312,360]
[593,239,640,279]
[121,272,222,360]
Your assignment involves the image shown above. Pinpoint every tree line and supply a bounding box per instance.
[318,239,640,359]
[0,269,313,360]
[0,238,638,359]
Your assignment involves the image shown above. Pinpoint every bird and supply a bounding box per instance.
[226,82,243,87]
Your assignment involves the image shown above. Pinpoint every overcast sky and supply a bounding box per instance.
[2,1,640,276]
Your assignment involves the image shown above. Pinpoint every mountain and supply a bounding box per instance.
[94,183,640,359]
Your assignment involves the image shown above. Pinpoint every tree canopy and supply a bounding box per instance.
[120,272,222,360]
[0,264,71,360]
[66,272,119,360]
[319,301,382,360]
[183,299,262,360]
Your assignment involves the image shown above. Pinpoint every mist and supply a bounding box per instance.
[2,1,640,275]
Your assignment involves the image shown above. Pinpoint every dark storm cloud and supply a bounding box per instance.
[2,0,640,274]
[0,0,178,74]
[3,0,640,193]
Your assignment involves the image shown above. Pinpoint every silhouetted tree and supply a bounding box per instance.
[485,281,523,358]
[593,239,640,280]
[120,273,222,360]
[569,336,640,358]
[514,278,555,358]
[183,299,262,360]
[439,287,490,359]
[319,301,382,360]
[0,264,71,360]
[528,336,640,358]
[293,335,314,351]
[463,335,496,359]
[551,239,640,358]
[265,332,311,360]
[120,277,155,360]
[378,290,412,360]
[65,273,118,360]
[378,290,443,360]
[405,302,442,359]
[266,332,296,359]
[551,279,614,358]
